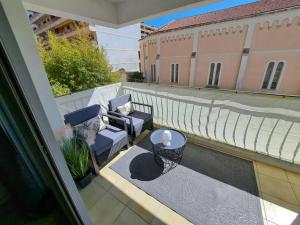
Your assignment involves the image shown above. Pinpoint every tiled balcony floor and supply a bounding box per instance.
[80,132,300,225]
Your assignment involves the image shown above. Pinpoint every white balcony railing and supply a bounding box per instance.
[55,82,300,165]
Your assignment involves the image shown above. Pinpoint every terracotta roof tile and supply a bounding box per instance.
[152,0,300,35]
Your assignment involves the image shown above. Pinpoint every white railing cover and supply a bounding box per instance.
[122,82,300,165]
[55,83,122,119]
[56,82,300,165]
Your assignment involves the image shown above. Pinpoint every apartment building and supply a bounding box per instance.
[27,11,97,44]
[28,12,155,72]
[140,0,300,95]
[140,22,157,38]
[94,24,142,72]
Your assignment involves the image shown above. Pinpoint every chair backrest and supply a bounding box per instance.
[64,104,101,126]
[108,94,131,112]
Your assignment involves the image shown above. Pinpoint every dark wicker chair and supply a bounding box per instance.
[64,104,129,174]
[107,94,153,144]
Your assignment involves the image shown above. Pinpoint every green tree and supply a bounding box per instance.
[38,31,120,96]
[50,82,71,97]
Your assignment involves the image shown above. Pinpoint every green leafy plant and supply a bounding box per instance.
[38,30,120,96]
[61,138,90,179]
[51,82,71,97]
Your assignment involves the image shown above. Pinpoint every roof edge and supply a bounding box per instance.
[141,4,300,40]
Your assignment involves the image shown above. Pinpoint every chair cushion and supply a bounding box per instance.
[91,125,127,156]
[115,111,152,127]
[64,104,101,126]
[83,115,106,131]
[117,102,133,116]
[115,110,152,136]
[108,94,131,112]
[75,115,106,140]
[129,111,152,122]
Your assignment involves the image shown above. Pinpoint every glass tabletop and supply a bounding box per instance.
[150,129,187,150]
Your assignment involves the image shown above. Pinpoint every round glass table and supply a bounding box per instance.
[150,129,187,170]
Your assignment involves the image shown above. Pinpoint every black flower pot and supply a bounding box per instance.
[75,170,93,188]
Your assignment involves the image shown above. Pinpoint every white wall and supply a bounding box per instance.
[55,83,121,118]
[94,23,141,72]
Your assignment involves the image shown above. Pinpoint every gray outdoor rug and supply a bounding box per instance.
[110,136,263,225]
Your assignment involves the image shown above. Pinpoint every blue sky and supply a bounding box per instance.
[144,0,257,28]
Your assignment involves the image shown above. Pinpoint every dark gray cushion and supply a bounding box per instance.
[116,111,152,126]
[64,104,101,126]
[115,110,152,136]
[108,94,131,112]
[91,125,127,156]
[129,111,152,123]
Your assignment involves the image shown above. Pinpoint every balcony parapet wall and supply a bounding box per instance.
[55,82,300,169]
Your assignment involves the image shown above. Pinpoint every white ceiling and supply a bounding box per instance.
[22,0,220,28]
[109,0,126,3]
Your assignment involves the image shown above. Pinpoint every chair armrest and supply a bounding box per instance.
[107,111,133,135]
[102,113,128,134]
[131,102,153,116]
[107,111,130,119]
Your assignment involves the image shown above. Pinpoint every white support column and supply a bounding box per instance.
[236,23,255,90]
[156,38,160,83]
[0,1,91,224]
[189,32,199,87]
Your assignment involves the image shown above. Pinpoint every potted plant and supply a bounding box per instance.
[61,138,93,188]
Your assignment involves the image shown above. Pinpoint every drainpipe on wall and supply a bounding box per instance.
[236,23,255,90]
[156,37,161,83]
[189,32,199,87]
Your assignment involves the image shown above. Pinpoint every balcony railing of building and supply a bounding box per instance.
[29,13,45,24]
[55,82,300,169]
[58,26,91,38]
[35,17,67,35]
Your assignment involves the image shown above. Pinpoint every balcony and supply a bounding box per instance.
[58,26,94,39]
[2,1,300,224]
[29,12,45,24]
[34,17,67,35]
[79,134,300,225]
[55,82,300,225]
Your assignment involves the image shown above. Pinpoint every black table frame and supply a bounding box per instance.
[150,129,187,171]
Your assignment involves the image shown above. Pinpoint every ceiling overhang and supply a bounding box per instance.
[23,0,220,28]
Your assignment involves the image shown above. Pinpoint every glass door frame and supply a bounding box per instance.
[0,3,91,225]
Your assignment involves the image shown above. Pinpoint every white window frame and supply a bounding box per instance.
[170,63,179,83]
[261,60,286,91]
[207,62,222,87]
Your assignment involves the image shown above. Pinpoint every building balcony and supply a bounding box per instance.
[54,82,300,225]
[2,1,300,224]
[29,12,45,24]
[79,133,300,225]
[58,26,93,39]
[34,17,67,35]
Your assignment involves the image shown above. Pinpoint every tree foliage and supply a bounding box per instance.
[51,82,71,96]
[38,31,120,96]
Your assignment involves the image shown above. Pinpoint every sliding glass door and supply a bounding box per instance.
[0,42,82,225]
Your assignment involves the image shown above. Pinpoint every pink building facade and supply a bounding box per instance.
[140,0,300,95]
